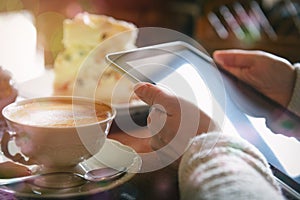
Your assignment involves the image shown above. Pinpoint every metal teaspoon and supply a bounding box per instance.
[0,167,127,189]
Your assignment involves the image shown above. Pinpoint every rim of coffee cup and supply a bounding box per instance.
[2,96,117,129]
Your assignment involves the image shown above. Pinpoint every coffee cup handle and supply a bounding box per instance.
[1,131,35,165]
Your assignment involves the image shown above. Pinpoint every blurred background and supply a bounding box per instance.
[0,0,300,66]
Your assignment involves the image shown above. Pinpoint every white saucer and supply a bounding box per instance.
[0,139,142,199]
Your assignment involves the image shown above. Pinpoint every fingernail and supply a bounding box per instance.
[133,82,145,91]
[134,83,149,96]
[213,52,224,66]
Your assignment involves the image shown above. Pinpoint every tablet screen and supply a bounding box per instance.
[106,41,300,195]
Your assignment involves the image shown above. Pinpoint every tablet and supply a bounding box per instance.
[106,41,300,198]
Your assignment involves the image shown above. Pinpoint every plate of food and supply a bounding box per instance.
[16,12,149,121]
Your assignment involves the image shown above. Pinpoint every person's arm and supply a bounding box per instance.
[134,82,285,199]
[287,65,300,116]
[178,132,285,200]
[134,82,218,163]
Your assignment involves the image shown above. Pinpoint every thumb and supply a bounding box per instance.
[134,82,168,106]
[134,82,178,115]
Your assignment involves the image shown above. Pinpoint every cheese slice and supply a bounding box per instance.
[53,12,138,104]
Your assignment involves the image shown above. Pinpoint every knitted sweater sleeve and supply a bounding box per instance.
[287,65,300,116]
[178,132,285,200]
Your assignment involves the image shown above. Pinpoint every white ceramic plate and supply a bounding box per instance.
[0,138,142,199]
[15,69,149,116]
[15,69,55,99]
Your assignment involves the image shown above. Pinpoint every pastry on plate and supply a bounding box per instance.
[53,12,138,104]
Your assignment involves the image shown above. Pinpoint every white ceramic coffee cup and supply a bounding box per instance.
[1,96,116,172]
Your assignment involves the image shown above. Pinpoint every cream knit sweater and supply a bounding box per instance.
[178,66,300,200]
[178,132,284,200]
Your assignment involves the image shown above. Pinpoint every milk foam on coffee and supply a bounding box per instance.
[6,99,112,127]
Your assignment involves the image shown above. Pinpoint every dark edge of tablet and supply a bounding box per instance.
[271,164,300,199]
